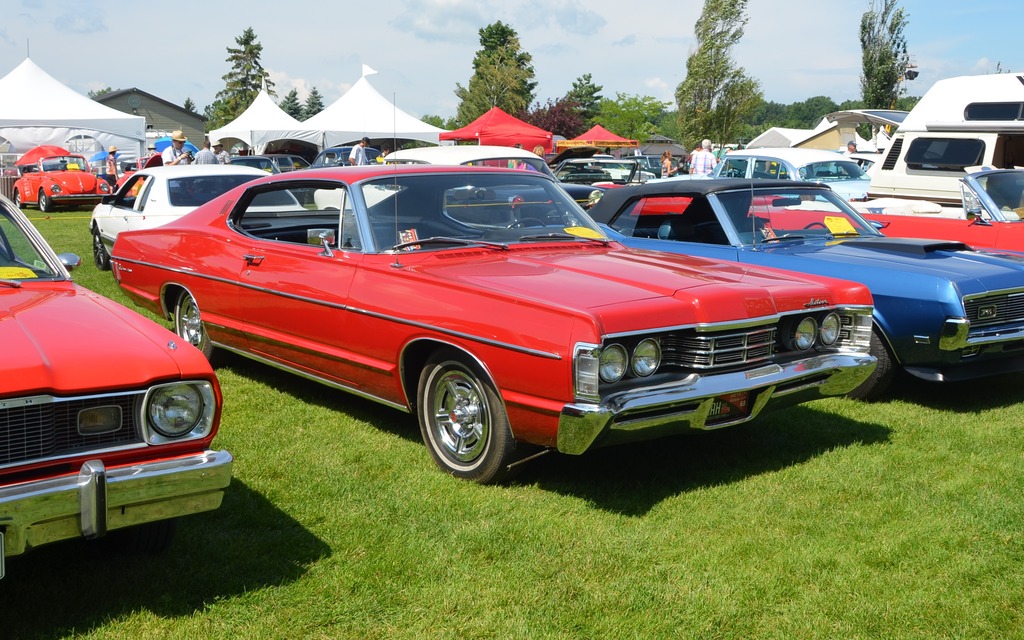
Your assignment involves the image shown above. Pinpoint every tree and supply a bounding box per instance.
[88,87,113,99]
[523,98,586,139]
[183,98,197,114]
[594,93,668,144]
[674,0,762,146]
[565,73,603,123]
[454,21,536,126]
[859,0,910,109]
[302,87,325,120]
[278,89,303,119]
[205,27,275,129]
[422,114,459,130]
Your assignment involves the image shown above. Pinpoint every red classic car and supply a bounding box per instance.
[111,165,877,484]
[0,194,232,577]
[858,168,1024,252]
[12,145,112,212]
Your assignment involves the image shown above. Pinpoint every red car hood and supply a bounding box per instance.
[1,283,211,398]
[49,170,100,192]
[405,245,866,328]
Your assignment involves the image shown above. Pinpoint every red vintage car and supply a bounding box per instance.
[0,194,232,577]
[111,165,877,484]
[12,145,112,212]
[858,168,1024,251]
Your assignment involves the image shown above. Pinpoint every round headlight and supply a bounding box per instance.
[631,339,661,377]
[148,383,206,438]
[792,316,818,350]
[50,184,62,194]
[599,344,627,383]
[818,312,841,345]
[586,190,603,208]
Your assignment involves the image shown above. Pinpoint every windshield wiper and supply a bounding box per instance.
[390,236,509,252]
[519,232,611,244]
[760,234,807,243]
[0,278,23,288]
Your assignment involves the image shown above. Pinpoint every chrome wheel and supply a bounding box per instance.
[38,189,53,213]
[173,291,213,360]
[13,189,21,208]
[417,351,516,484]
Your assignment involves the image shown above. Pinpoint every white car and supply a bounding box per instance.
[91,165,267,270]
[660,147,872,202]
[384,145,605,208]
[715,147,871,201]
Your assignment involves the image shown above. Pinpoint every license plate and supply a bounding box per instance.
[709,391,750,420]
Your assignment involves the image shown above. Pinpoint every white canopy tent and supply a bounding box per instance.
[302,66,445,147]
[208,89,321,154]
[0,58,146,160]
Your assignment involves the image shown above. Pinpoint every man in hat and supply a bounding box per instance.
[348,136,371,166]
[162,130,192,166]
[104,145,119,186]
[212,140,230,164]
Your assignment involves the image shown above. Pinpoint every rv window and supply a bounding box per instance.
[965,102,1024,121]
[905,138,985,172]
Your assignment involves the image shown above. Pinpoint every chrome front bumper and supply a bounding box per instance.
[0,449,233,562]
[557,353,876,455]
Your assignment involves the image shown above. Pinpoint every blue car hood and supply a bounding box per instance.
[750,236,1024,296]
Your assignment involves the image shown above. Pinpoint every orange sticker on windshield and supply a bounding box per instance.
[0,267,37,278]
[823,216,857,235]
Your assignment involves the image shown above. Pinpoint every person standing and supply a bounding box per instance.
[689,139,718,176]
[348,137,371,166]
[104,146,119,186]
[213,140,230,164]
[660,150,677,178]
[193,140,218,165]
[162,130,192,166]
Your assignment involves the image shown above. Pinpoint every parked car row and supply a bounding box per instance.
[11,135,1024,578]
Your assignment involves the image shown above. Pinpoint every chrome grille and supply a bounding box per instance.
[0,393,142,467]
[662,326,777,370]
[964,291,1024,328]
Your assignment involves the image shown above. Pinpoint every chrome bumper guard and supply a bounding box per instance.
[557,353,876,455]
[0,449,233,562]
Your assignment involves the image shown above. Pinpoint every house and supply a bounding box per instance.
[95,88,205,147]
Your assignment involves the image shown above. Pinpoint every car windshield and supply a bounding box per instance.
[713,186,881,244]
[796,160,867,182]
[0,206,60,281]
[555,159,638,184]
[359,172,607,250]
[41,156,88,172]
[976,171,1024,218]
[167,175,264,207]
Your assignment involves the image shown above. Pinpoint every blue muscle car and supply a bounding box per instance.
[588,178,1024,399]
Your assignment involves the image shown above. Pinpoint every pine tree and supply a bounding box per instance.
[278,89,303,119]
[205,27,274,129]
[302,88,325,120]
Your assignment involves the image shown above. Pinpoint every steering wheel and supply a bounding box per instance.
[508,218,546,229]
[802,221,829,230]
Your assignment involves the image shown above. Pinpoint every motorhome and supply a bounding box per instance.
[858,73,1024,208]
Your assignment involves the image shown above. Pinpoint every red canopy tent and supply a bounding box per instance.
[556,124,637,151]
[439,107,553,152]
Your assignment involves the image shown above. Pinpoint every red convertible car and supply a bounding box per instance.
[111,165,877,484]
[12,145,112,212]
[0,194,232,577]
[859,168,1024,252]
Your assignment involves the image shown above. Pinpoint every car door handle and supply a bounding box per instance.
[243,254,265,266]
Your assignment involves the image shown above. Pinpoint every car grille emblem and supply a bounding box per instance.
[977,305,998,320]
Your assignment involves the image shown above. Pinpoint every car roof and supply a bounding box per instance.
[724,147,854,163]
[386,145,542,164]
[587,178,830,222]
[132,165,269,178]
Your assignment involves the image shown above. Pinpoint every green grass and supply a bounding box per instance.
[5,208,1024,639]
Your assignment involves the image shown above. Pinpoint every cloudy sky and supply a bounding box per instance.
[0,0,1019,121]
